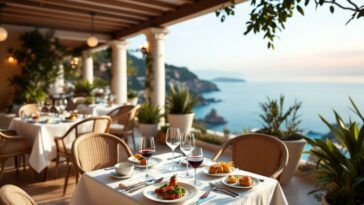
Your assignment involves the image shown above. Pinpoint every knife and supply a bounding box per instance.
[190,195,216,205]
[128,177,164,193]
[189,190,211,205]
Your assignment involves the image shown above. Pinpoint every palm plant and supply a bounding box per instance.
[257,95,303,140]
[166,85,199,114]
[305,98,364,205]
[138,103,162,124]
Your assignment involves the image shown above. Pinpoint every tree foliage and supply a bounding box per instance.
[216,0,364,49]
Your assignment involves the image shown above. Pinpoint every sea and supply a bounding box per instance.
[193,81,364,159]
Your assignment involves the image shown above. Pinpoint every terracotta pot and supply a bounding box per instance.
[279,138,306,184]
[167,113,194,134]
[139,123,158,137]
[157,131,166,144]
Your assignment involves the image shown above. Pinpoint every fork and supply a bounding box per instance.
[209,182,239,197]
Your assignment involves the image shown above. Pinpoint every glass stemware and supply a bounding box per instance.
[37,101,44,116]
[166,128,181,172]
[180,132,195,178]
[188,147,204,186]
[45,98,52,114]
[140,136,156,179]
[55,100,62,116]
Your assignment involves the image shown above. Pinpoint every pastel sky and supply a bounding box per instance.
[128,2,364,82]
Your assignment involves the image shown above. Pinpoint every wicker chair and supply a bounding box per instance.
[0,184,36,205]
[212,133,289,179]
[107,105,139,150]
[54,116,111,195]
[0,130,30,180]
[18,104,39,117]
[72,133,132,175]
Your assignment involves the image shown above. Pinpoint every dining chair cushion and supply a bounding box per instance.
[0,138,27,154]
[109,123,125,134]
[0,184,36,205]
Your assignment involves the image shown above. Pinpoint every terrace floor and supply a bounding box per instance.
[0,131,319,205]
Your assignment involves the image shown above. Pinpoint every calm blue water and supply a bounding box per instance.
[194,81,364,159]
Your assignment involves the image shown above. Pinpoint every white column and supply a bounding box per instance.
[144,27,169,111]
[49,64,65,94]
[82,52,94,84]
[111,40,128,104]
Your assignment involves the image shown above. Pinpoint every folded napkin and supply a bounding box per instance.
[118,177,145,189]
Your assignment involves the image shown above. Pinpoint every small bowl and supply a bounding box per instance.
[114,162,134,176]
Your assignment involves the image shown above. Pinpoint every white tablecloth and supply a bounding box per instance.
[80,104,120,116]
[8,118,87,173]
[70,153,288,205]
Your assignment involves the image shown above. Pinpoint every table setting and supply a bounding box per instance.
[70,128,288,205]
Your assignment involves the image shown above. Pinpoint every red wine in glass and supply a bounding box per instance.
[140,149,155,159]
[188,157,203,168]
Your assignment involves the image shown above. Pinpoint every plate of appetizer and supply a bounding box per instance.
[222,175,259,189]
[128,154,162,168]
[203,161,235,176]
[143,175,197,203]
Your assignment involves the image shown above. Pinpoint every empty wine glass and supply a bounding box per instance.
[166,128,181,172]
[140,136,156,179]
[188,147,204,186]
[180,132,195,178]
[45,98,52,114]
[37,101,44,116]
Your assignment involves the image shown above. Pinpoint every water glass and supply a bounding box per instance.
[166,128,181,172]
[180,132,195,178]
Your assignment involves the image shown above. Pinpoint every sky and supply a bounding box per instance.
[127,1,364,82]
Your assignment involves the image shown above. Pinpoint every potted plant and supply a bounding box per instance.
[256,95,306,184]
[127,90,138,105]
[138,103,162,137]
[166,85,199,134]
[305,98,364,205]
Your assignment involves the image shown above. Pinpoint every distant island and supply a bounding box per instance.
[213,77,245,82]
[197,108,227,125]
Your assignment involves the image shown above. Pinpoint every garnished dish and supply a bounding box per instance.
[65,112,78,121]
[204,161,235,176]
[222,175,259,189]
[133,154,147,165]
[154,175,185,200]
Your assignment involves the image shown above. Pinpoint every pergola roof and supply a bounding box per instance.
[0,0,242,39]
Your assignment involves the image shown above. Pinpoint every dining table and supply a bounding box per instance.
[70,153,288,205]
[78,103,120,116]
[8,117,90,173]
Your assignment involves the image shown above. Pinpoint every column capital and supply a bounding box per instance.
[110,40,128,49]
[144,27,169,40]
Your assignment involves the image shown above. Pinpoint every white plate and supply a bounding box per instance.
[203,166,235,177]
[128,157,162,168]
[109,171,134,179]
[143,182,197,203]
[221,175,259,189]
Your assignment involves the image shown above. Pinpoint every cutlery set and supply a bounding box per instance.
[119,177,164,193]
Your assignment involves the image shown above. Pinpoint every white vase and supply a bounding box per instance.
[139,123,158,137]
[167,113,194,134]
[279,138,306,184]
[127,97,138,105]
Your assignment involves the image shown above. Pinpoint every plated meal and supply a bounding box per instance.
[222,175,259,189]
[64,112,78,121]
[143,176,197,203]
[204,161,235,176]
[133,154,147,165]
[154,175,185,200]
[128,154,161,167]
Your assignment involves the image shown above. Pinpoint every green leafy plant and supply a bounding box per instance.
[138,103,162,124]
[256,95,303,140]
[9,29,66,104]
[305,98,364,205]
[127,90,138,98]
[74,80,94,95]
[194,131,224,145]
[166,85,199,114]
[216,0,364,49]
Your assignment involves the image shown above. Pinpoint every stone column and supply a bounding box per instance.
[144,27,169,112]
[111,40,128,104]
[49,64,65,94]
[82,52,94,84]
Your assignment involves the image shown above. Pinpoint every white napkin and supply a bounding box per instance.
[118,176,144,189]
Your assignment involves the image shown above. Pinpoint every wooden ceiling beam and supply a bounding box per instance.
[3,9,130,28]
[111,0,178,10]
[114,0,239,39]
[2,14,116,33]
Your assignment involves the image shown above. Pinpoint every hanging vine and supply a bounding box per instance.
[140,46,153,103]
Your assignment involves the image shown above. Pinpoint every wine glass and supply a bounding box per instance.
[55,100,62,116]
[140,136,156,179]
[180,132,195,178]
[37,101,44,116]
[188,147,204,186]
[60,99,68,116]
[166,128,181,172]
[45,98,52,114]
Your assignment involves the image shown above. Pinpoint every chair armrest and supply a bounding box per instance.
[0,129,17,136]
